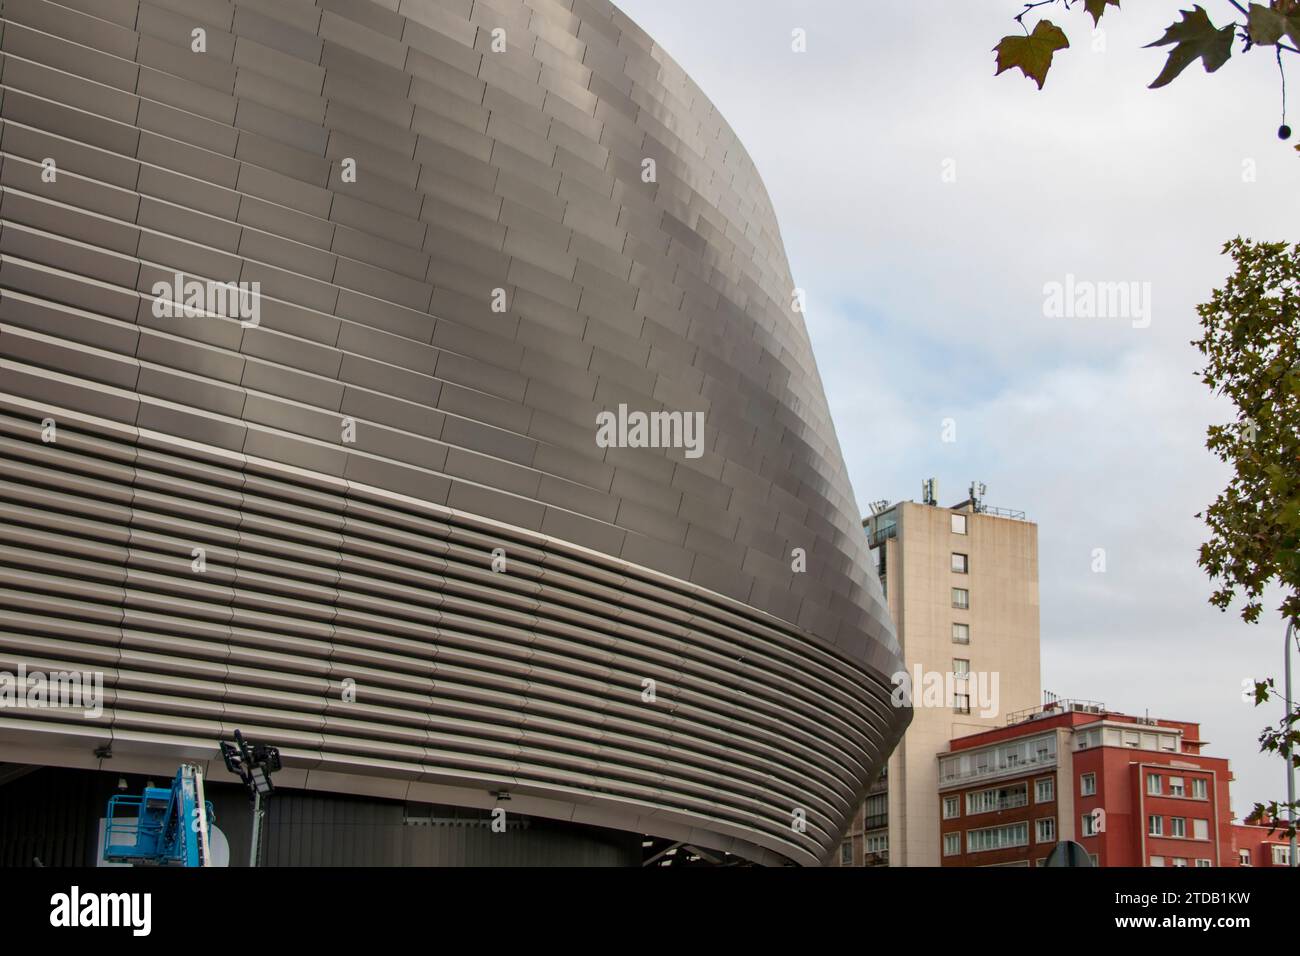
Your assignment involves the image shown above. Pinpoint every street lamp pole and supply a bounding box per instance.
[249,790,265,868]
[219,729,281,868]
[1288,619,1297,868]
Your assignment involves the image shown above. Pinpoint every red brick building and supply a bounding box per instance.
[938,700,1237,867]
[1232,812,1295,867]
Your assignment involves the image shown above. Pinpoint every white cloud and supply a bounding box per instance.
[617,0,1298,817]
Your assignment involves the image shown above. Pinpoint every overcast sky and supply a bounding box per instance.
[616,0,1298,818]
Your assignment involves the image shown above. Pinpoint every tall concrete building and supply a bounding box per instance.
[840,482,1041,867]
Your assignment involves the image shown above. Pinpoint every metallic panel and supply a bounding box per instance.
[0,0,906,865]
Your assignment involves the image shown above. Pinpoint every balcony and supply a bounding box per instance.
[940,751,1058,787]
[867,524,897,548]
[969,795,1028,814]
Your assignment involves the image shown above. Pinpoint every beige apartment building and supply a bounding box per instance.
[837,482,1042,867]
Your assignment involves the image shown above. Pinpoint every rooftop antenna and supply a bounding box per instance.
[969,481,987,513]
[868,499,890,516]
[921,478,938,507]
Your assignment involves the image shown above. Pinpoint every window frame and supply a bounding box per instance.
[966,782,1029,816]
[965,821,1029,854]
[1080,772,1096,797]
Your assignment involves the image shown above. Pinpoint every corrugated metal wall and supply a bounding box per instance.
[0,0,909,864]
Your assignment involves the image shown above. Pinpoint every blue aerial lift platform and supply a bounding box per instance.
[102,764,215,867]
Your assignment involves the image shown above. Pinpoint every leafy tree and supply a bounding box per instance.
[994,1,1300,143]
[1194,239,1300,838]
[990,4,1299,840]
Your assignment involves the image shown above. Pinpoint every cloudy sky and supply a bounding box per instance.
[616,0,1297,817]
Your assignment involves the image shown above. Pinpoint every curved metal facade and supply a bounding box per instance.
[0,0,906,865]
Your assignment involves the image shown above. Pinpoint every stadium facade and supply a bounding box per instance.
[0,0,907,866]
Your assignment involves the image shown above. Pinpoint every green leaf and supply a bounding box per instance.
[1084,0,1122,27]
[994,20,1070,90]
[1145,6,1235,89]
[1247,3,1300,47]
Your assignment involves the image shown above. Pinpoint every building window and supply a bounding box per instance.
[1123,730,1140,748]
[1149,856,1165,867]
[943,832,961,857]
[1196,859,1212,868]
[939,735,1057,784]
[954,694,971,714]
[1169,776,1185,797]
[864,792,887,829]
[1171,817,1186,838]
[840,841,853,865]
[1239,849,1251,866]
[1080,773,1096,797]
[1035,777,1054,803]
[1148,815,1163,837]
[1036,817,1056,843]
[1172,858,1188,868]
[1192,819,1208,841]
[967,783,1028,815]
[966,822,1029,853]
[1089,854,1100,867]
[952,658,970,678]
[952,588,969,609]
[951,553,969,574]
[952,622,970,644]
[1081,813,1098,837]
[951,514,967,535]
[943,795,960,820]
[1075,728,1101,750]
[1273,845,1291,866]
[866,833,888,854]
[1147,772,1162,795]
[1191,779,1207,800]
